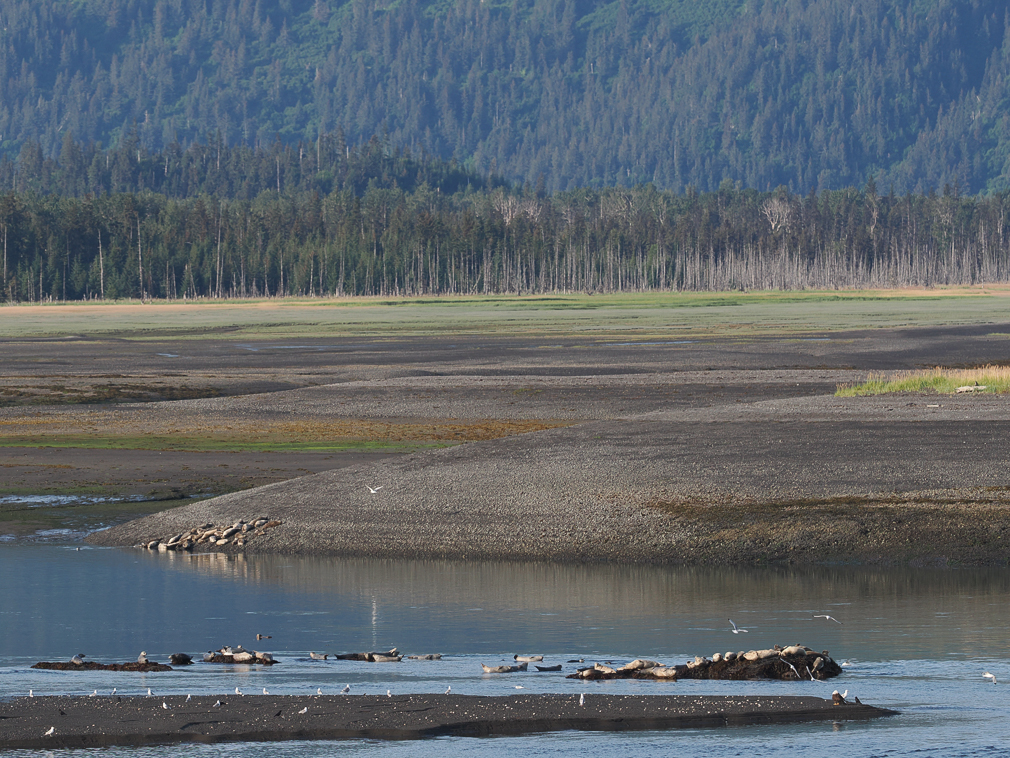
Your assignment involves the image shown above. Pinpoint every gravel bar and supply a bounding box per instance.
[0,694,896,748]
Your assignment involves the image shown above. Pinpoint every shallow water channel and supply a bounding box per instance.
[2,544,1010,756]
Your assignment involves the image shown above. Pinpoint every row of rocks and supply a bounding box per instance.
[568,646,843,682]
[140,518,282,552]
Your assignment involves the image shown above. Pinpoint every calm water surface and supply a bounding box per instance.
[2,545,1009,756]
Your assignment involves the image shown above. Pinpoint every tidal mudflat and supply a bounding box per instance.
[2,292,1010,564]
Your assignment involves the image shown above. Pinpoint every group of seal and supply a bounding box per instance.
[139,518,282,552]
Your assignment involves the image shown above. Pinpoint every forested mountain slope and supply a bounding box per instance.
[1,0,1008,193]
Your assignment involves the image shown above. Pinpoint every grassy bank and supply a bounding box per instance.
[837,366,1010,396]
[1,287,1008,341]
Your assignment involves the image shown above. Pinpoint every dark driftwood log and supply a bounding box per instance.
[568,648,843,682]
[32,661,172,672]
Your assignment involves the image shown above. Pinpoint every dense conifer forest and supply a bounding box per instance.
[3,0,1010,194]
[4,0,1010,301]
[2,137,1007,302]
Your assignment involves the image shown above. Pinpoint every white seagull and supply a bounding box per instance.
[366,485,383,494]
[729,620,748,634]
[235,687,242,696]
[162,701,169,710]
[814,614,843,624]
[317,688,323,696]
[579,693,585,706]
[90,689,97,697]
[186,694,192,702]
[213,700,222,707]
[984,671,997,684]
[298,706,308,714]
[784,661,801,679]
[387,690,392,697]
[111,688,117,696]
[147,688,153,697]
[29,690,33,698]
[341,684,350,694]
[45,727,55,736]
[263,688,269,695]
[445,686,451,695]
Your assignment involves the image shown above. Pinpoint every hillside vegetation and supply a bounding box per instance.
[3,0,1009,193]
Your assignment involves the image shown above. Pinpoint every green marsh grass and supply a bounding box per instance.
[837,365,1010,396]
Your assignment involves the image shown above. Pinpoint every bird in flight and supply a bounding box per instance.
[984,671,997,684]
[366,485,383,494]
[729,619,748,634]
[814,614,843,624]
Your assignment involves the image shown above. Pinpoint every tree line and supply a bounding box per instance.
[4,168,1010,302]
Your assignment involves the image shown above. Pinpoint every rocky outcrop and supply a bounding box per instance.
[568,646,843,682]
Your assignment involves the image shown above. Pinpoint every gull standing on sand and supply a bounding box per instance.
[445,686,451,695]
[341,684,350,694]
[111,688,117,696]
[317,688,323,695]
[45,727,55,736]
[579,693,585,706]
[263,688,269,695]
[29,690,33,697]
[298,706,308,714]
[729,620,748,634]
[814,614,843,624]
[387,690,392,697]
[147,688,153,697]
[162,702,169,710]
[213,700,222,707]
[985,671,997,684]
[186,694,191,701]
[235,687,242,696]
[90,689,97,697]
[366,485,383,494]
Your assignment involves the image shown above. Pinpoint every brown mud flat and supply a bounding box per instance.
[0,694,895,748]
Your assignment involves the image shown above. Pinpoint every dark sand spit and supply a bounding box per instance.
[0,694,895,748]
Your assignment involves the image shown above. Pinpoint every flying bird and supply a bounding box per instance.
[729,620,748,634]
[783,661,801,679]
[985,671,997,684]
[366,485,383,494]
[814,614,843,624]
[298,706,308,714]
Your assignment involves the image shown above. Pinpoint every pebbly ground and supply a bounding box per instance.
[0,694,893,748]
